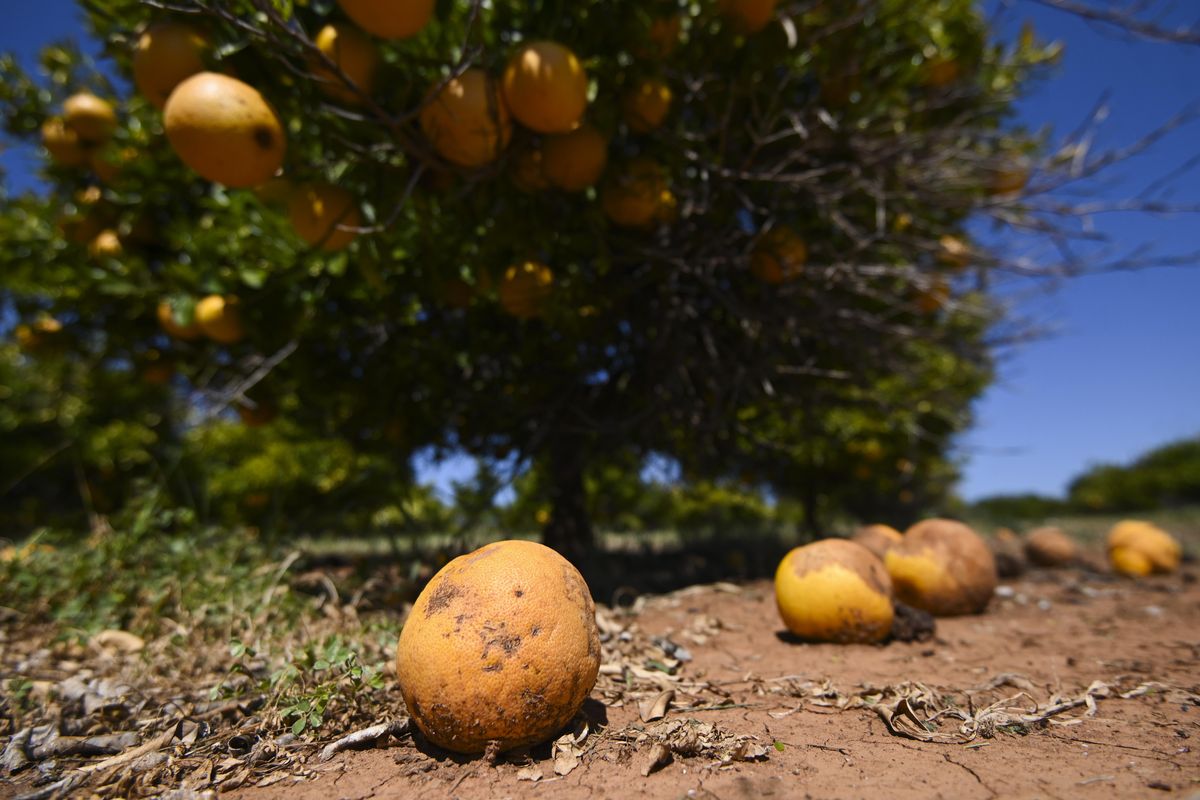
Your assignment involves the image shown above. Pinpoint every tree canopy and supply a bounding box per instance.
[0,0,1174,545]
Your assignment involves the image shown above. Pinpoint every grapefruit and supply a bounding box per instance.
[395,540,601,754]
[623,78,672,134]
[502,41,589,134]
[851,524,903,562]
[157,299,202,340]
[1024,526,1077,567]
[132,21,209,109]
[164,72,286,188]
[717,0,777,34]
[1107,520,1181,576]
[195,294,246,344]
[885,519,997,616]
[336,0,434,39]
[63,93,117,144]
[936,234,971,270]
[313,23,380,105]
[775,539,894,643]
[419,68,512,168]
[41,118,88,168]
[499,261,554,319]
[751,227,807,284]
[288,183,362,251]
[541,123,607,191]
[88,229,123,259]
[601,157,669,228]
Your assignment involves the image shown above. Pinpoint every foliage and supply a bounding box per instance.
[0,493,302,636]
[1068,436,1200,513]
[967,492,1071,526]
[0,0,1122,543]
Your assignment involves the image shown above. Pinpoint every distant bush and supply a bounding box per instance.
[1068,437,1200,512]
[969,493,1071,525]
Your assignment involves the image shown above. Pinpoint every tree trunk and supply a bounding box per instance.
[801,478,821,539]
[541,445,594,555]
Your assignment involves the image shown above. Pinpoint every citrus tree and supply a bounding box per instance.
[0,0,1137,548]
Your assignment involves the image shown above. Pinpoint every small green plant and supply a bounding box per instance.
[223,635,387,736]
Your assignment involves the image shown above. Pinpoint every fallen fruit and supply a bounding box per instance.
[851,524,903,562]
[885,518,997,616]
[395,539,601,754]
[775,538,894,643]
[1023,526,1077,567]
[1107,520,1181,576]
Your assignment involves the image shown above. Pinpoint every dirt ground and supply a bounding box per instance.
[223,567,1199,800]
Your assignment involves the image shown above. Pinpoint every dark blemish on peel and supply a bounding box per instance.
[425,582,461,617]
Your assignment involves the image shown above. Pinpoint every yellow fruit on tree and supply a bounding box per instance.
[623,78,672,134]
[288,183,362,251]
[164,72,286,188]
[641,15,682,58]
[139,350,175,386]
[718,0,777,34]
[502,41,589,134]
[336,0,434,39]
[395,540,601,754]
[990,163,1030,196]
[15,317,64,355]
[775,539,894,643]
[923,56,960,88]
[89,146,132,185]
[885,519,997,616]
[499,261,554,319]
[541,123,608,191]
[88,229,123,259]
[312,23,380,105]
[419,68,512,168]
[157,299,202,340]
[937,234,972,270]
[1107,520,1181,575]
[751,227,807,284]
[63,92,117,144]
[915,279,949,314]
[132,22,210,109]
[195,294,246,344]
[601,158,669,228]
[623,79,672,135]
[252,176,293,207]
[510,147,549,192]
[41,118,88,168]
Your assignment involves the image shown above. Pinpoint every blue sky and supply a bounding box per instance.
[3,1,1199,502]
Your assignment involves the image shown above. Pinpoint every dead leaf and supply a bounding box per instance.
[318,718,409,762]
[640,690,675,722]
[516,766,542,782]
[553,748,580,776]
[641,742,672,776]
[90,630,145,654]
